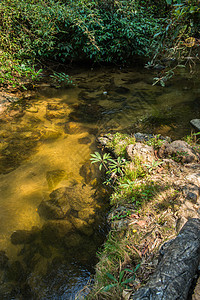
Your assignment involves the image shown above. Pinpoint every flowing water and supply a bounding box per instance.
[0,65,199,299]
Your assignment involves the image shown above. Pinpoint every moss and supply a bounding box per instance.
[107,133,136,157]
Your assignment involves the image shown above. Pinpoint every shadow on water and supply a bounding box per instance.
[0,65,199,299]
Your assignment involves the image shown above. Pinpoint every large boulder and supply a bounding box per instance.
[37,184,96,220]
[131,218,200,300]
[158,140,199,163]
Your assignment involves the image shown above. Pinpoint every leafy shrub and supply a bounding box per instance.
[0,0,161,64]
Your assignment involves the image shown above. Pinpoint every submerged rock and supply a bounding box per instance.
[70,216,93,236]
[38,199,70,220]
[41,220,73,245]
[79,161,100,184]
[11,228,39,245]
[46,169,66,189]
[49,184,95,211]
[64,233,84,248]
[0,251,9,269]
[78,136,91,145]
[38,184,96,220]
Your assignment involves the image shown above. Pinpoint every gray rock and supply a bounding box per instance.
[131,218,200,300]
[190,119,200,131]
[183,184,200,203]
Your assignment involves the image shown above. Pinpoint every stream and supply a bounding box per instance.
[0,65,199,299]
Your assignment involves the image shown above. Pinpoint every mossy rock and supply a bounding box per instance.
[38,199,71,220]
[46,169,66,189]
[64,122,86,135]
[70,216,93,236]
[39,129,62,141]
[49,184,95,211]
[79,161,100,184]
[78,208,95,221]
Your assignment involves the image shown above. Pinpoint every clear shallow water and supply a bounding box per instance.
[0,65,199,299]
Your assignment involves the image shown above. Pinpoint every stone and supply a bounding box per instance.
[49,184,95,211]
[39,129,62,140]
[183,184,200,204]
[131,218,200,300]
[115,86,130,94]
[158,140,199,163]
[192,277,200,300]
[70,216,93,236]
[78,91,96,101]
[64,122,85,135]
[11,228,39,245]
[190,119,200,131]
[98,134,114,147]
[78,208,95,221]
[0,251,8,269]
[126,143,155,164]
[47,103,63,110]
[46,169,66,189]
[79,161,99,184]
[6,261,26,282]
[41,220,73,245]
[186,172,200,186]
[45,111,66,120]
[37,199,70,220]
[78,136,91,144]
[176,216,187,233]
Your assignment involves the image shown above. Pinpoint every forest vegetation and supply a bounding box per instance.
[0,0,200,87]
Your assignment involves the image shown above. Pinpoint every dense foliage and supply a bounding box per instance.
[0,0,161,64]
[0,0,199,88]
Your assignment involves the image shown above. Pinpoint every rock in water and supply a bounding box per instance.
[190,119,200,131]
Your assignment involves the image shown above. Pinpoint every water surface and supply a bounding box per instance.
[0,65,199,299]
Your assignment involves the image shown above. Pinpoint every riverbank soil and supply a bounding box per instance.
[88,132,200,300]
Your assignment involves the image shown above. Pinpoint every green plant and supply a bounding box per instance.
[102,264,140,292]
[107,133,136,157]
[50,72,74,87]
[0,52,42,88]
[145,160,163,173]
[146,134,165,149]
[90,152,112,171]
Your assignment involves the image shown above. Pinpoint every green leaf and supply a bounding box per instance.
[106,272,118,282]
[119,270,125,283]
[102,283,118,292]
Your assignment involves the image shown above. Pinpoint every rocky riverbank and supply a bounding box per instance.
[88,132,200,300]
